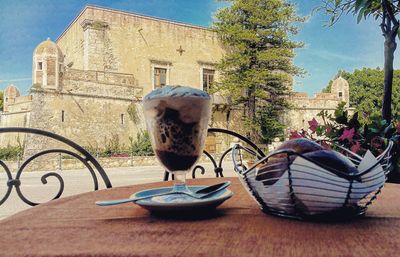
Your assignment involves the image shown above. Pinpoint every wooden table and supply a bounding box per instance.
[1,177,400,257]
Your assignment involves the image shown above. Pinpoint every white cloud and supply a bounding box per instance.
[308,49,358,62]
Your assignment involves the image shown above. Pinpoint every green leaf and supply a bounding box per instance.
[357,8,364,23]
[355,0,370,13]
[370,128,379,133]
[316,126,324,136]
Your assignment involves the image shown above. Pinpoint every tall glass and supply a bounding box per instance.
[143,86,211,194]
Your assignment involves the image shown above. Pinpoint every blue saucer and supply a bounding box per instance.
[130,186,233,212]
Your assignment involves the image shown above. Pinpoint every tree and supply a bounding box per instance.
[0,91,3,111]
[318,0,400,123]
[323,67,400,122]
[213,0,304,143]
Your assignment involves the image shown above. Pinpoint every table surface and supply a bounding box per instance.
[1,177,400,257]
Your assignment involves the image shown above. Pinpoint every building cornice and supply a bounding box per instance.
[57,4,213,43]
[31,88,142,102]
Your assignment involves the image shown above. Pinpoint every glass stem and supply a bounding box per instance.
[172,171,190,193]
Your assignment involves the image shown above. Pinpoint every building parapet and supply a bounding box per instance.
[11,95,33,104]
[289,92,308,98]
[30,88,142,102]
[314,92,339,99]
[63,69,136,87]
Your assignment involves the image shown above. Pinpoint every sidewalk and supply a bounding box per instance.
[0,162,236,219]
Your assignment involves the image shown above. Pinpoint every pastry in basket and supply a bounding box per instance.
[256,138,324,185]
[252,138,382,215]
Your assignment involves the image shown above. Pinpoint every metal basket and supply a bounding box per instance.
[232,141,394,221]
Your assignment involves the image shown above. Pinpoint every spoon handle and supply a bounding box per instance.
[96,191,179,206]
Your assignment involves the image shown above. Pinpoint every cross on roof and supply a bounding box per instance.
[176,45,185,56]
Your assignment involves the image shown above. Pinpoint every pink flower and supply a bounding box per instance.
[350,141,361,153]
[308,118,318,133]
[289,130,303,140]
[339,128,355,142]
[325,126,333,135]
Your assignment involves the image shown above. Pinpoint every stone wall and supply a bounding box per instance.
[24,88,145,157]
[5,156,158,172]
[56,16,85,70]
[0,93,32,147]
[0,111,30,147]
[56,5,224,96]
[61,69,142,98]
[1,155,229,173]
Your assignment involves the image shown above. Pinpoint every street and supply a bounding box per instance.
[0,162,236,219]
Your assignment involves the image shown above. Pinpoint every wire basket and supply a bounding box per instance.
[232,141,394,221]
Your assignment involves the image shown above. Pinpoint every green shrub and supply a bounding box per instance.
[104,134,121,155]
[83,132,153,157]
[0,144,24,160]
[129,130,154,156]
[85,134,128,157]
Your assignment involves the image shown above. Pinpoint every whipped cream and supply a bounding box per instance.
[144,85,210,100]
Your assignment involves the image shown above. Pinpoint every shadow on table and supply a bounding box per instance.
[149,208,228,221]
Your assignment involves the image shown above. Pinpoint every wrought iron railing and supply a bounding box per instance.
[0,127,112,206]
[163,128,266,181]
[0,127,260,206]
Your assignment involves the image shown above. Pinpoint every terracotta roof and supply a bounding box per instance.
[4,84,20,98]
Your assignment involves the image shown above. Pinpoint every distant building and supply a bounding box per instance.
[0,85,32,146]
[285,76,352,131]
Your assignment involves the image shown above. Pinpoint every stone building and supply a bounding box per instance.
[0,5,351,156]
[0,85,32,146]
[285,76,351,131]
[0,5,240,155]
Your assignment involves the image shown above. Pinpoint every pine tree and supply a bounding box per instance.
[213,0,305,143]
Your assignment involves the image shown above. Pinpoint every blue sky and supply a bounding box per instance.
[0,0,397,95]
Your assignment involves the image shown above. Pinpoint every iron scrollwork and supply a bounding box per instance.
[0,127,112,206]
[163,127,265,181]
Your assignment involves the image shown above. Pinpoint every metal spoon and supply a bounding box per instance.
[95,181,231,206]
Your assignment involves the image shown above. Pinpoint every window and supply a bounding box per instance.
[202,69,215,93]
[37,62,43,71]
[61,110,65,122]
[121,114,124,125]
[154,68,167,89]
[339,92,343,97]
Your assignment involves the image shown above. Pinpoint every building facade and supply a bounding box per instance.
[286,76,351,131]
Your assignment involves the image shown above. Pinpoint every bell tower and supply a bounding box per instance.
[32,38,64,90]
